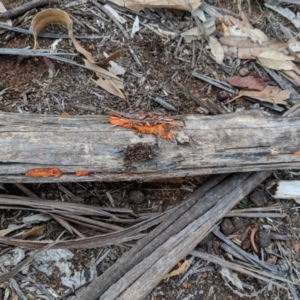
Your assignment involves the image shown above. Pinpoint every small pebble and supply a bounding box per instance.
[250,190,267,207]
[257,230,271,248]
[239,68,250,76]
[220,218,235,236]
[217,91,229,100]
[108,253,118,261]
[128,190,145,204]
[242,239,251,250]
[232,217,245,231]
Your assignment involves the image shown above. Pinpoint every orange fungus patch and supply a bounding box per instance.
[25,168,63,178]
[76,170,92,177]
[109,114,179,139]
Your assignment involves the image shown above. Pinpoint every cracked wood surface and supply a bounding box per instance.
[0,110,300,182]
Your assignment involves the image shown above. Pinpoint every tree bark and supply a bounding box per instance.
[0,110,299,182]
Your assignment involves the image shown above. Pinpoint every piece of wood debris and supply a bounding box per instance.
[164,259,190,279]
[273,181,300,203]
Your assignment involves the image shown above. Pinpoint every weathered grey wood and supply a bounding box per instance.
[77,171,270,300]
[76,174,228,300]
[0,110,299,182]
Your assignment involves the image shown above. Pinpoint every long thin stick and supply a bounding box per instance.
[0,0,58,19]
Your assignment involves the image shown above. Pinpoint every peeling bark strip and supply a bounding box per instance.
[0,110,300,183]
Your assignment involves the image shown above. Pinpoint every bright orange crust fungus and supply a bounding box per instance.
[76,170,92,177]
[25,168,63,178]
[294,150,300,155]
[109,114,179,139]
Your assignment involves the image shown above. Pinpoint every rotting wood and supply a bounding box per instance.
[76,103,300,299]
[76,171,271,300]
[0,110,300,183]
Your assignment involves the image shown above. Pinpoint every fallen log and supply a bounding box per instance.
[0,110,300,182]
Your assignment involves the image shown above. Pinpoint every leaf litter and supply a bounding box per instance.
[2,3,299,293]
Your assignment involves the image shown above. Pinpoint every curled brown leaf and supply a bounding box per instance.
[227,76,267,91]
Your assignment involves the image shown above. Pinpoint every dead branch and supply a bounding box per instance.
[0,0,59,19]
[1,110,300,183]
[76,171,270,300]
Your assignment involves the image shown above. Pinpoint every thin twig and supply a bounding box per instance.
[90,0,129,39]
[128,46,142,69]
[13,183,84,238]
[0,23,106,39]
[0,0,58,19]
[185,0,209,42]
[190,250,289,288]
[250,226,259,253]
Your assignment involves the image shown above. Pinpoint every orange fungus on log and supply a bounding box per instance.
[25,168,63,178]
[76,170,92,177]
[109,113,179,139]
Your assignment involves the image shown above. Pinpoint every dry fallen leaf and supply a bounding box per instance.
[208,36,224,64]
[98,49,127,67]
[43,56,55,70]
[221,267,244,290]
[164,260,189,279]
[0,224,25,237]
[229,86,290,105]
[217,15,268,44]
[227,76,267,91]
[181,18,216,43]
[282,70,300,86]
[84,59,126,100]
[220,36,286,49]
[32,9,96,62]
[25,168,63,178]
[109,0,202,12]
[31,9,127,99]
[220,37,287,60]
[257,50,296,72]
[216,18,229,36]
[22,226,44,240]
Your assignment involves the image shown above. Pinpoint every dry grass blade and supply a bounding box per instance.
[0,205,166,249]
[0,224,26,237]
[0,195,133,218]
[59,213,126,231]
[0,22,106,39]
[190,250,290,288]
